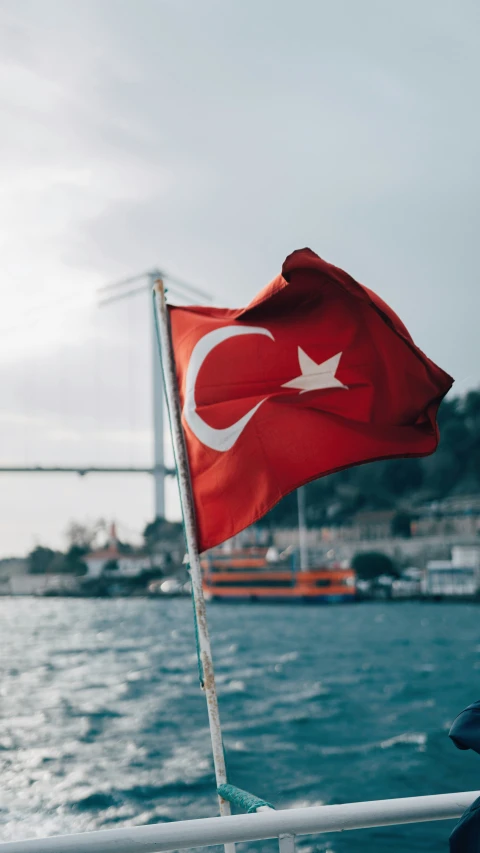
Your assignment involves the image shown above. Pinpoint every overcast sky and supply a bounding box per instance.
[0,0,478,557]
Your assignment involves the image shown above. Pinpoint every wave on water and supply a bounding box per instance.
[1,599,479,853]
[380,732,427,750]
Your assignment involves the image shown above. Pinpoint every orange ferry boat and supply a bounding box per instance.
[201,547,356,602]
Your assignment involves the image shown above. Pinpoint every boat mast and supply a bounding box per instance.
[297,486,308,570]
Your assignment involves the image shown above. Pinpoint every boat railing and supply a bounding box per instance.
[0,789,478,853]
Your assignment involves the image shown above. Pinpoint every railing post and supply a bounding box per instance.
[279,833,296,853]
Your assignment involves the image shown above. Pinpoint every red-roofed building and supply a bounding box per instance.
[85,524,151,579]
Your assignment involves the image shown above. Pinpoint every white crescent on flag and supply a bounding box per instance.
[183,325,275,452]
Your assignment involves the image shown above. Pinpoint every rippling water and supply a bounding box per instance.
[1,599,480,852]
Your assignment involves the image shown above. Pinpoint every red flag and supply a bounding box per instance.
[169,248,453,553]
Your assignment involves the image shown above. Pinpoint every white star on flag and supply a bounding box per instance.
[282,348,347,394]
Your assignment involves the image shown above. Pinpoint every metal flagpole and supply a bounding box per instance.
[153,279,234,847]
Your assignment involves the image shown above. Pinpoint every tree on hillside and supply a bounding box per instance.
[391,512,412,538]
[352,551,397,580]
[381,458,423,496]
[65,519,105,551]
[63,544,88,575]
[28,546,58,574]
[143,518,183,549]
[464,390,480,429]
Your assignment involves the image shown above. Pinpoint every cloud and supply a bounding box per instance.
[0,0,478,554]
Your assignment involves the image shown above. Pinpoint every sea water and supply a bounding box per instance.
[1,598,479,852]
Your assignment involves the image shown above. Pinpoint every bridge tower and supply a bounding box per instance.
[98,269,211,519]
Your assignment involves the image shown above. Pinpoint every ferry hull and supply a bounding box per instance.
[207,593,355,603]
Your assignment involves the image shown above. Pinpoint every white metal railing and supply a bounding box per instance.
[0,791,478,853]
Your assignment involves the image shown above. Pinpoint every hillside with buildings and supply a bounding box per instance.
[1,388,480,598]
[0,520,186,597]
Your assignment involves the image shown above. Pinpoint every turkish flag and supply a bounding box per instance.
[169,248,453,553]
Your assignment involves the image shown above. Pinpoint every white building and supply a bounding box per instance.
[84,549,151,579]
[425,560,478,597]
[451,545,480,568]
[84,524,151,579]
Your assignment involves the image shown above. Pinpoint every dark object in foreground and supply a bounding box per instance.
[449,701,480,851]
[450,797,480,852]
[450,701,480,754]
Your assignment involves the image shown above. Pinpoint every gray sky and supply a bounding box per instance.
[0,0,478,557]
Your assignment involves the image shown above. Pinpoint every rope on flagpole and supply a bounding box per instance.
[217,784,274,813]
[191,583,205,688]
[152,282,234,850]
[152,289,205,689]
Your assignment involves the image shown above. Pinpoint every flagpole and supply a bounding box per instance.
[153,279,234,841]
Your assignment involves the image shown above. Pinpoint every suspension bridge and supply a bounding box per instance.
[1,268,212,521]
